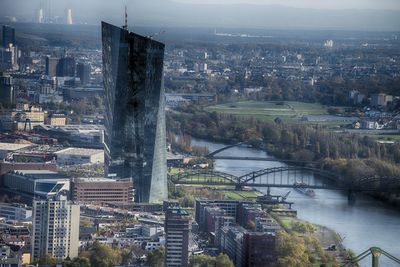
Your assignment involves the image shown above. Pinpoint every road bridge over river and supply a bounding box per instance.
[169,166,400,194]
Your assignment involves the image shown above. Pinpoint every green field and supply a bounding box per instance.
[367,134,400,142]
[223,190,260,200]
[206,101,332,121]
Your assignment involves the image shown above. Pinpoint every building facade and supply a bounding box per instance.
[2,26,15,48]
[31,194,80,261]
[76,62,91,85]
[3,170,70,198]
[165,207,190,267]
[0,203,32,221]
[70,178,133,205]
[57,57,75,77]
[219,226,277,267]
[101,21,167,203]
[0,73,14,104]
[45,57,59,77]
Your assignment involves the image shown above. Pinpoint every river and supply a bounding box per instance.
[191,138,400,267]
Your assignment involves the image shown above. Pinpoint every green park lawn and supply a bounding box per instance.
[206,101,330,121]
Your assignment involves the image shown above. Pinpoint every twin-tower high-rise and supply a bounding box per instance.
[101,21,168,203]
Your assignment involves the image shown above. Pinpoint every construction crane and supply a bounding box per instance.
[122,5,128,30]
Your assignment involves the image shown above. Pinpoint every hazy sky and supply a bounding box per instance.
[174,0,400,10]
[1,0,399,31]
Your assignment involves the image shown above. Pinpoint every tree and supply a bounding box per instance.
[189,253,234,267]
[215,253,234,267]
[147,247,165,267]
[275,231,311,267]
[64,257,91,267]
[89,241,122,267]
[80,217,93,227]
[35,254,57,266]
[189,254,215,267]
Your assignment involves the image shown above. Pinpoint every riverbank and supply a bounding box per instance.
[268,205,348,265]
[183,137,400,265]
[185,131,400,208]
[273,214,349,266]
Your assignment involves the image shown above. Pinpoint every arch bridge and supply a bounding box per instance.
[205,142,315,164]
[206,142,246,157]
[169,166,400,193]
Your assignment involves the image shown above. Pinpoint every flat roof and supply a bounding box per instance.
[10,170,68,180]
[36,124,104,131]
[167,151,184,160]
[55,147,104,156]
[73,177,117,182]
[0,143,33,151]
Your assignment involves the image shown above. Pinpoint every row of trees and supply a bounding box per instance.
[34,242,126,267]
[189,253,234,267]
[168,132,210,156]
[146,247,234,267]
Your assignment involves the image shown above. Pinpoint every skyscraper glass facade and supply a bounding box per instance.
[2,25,15,48]
[101,21,167,203]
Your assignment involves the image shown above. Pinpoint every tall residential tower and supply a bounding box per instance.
[101,21,167,203]
[165,206,190,267]
[31,193,80,261]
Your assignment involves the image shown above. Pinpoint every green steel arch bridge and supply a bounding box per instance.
[169,166,400,193]
[342,247,400,267]
[205,142,317,164]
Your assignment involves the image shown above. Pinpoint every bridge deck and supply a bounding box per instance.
[169,167,400,193]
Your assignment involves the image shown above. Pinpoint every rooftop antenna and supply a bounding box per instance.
[123,5,128,30]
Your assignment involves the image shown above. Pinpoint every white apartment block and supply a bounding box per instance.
[31,195,80,261]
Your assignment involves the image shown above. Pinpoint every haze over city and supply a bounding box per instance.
[1,0,400,30]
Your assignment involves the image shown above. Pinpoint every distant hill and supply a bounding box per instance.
[0,0,399,31]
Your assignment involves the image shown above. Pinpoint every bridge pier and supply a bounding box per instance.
[371,248,381,267]
[348,190,356,204]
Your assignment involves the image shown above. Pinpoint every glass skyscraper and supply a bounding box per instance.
[101,21,168,203]
[2,25,15,48]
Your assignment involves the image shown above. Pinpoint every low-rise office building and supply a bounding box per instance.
[3,170,70,198]
[0,203,32,221]
[70,178,133,205]
[220,226,277,267]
